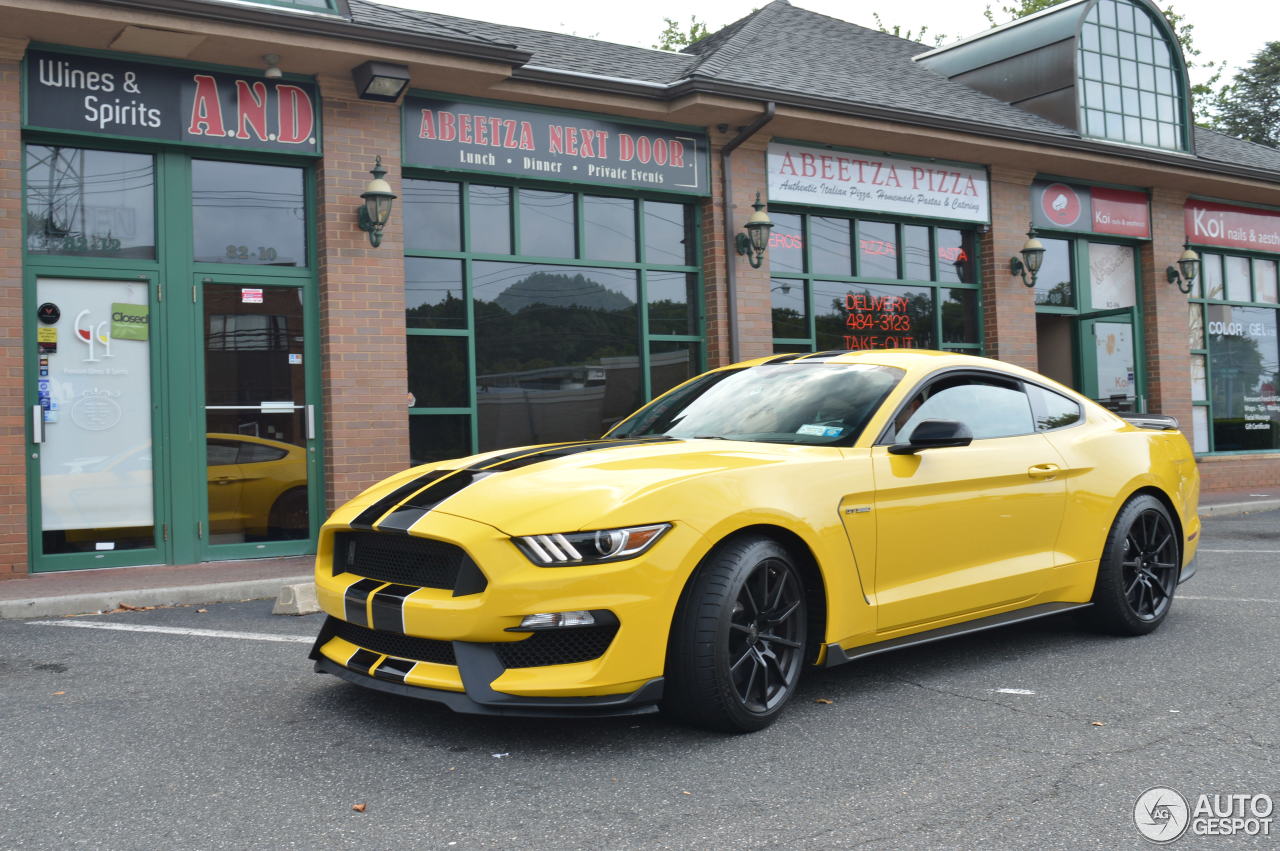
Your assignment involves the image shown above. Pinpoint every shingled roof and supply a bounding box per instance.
[344,0,1280,178]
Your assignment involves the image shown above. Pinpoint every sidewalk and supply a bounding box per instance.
[1,489,1275,620]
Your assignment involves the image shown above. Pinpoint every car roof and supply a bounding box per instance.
[735,349,1033,377]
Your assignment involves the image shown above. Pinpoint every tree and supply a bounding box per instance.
[871,12,948,47]
[653,16,711,51]
[1213,42,1280,147]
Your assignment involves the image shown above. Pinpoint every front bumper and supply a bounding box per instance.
[311,512,700,711]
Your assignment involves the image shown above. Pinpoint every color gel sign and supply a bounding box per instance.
[766,143,990,223]
[25,50,320,154]
[402,96,709,195]
[1185,200,1280,253]
[1031,180,1150,237]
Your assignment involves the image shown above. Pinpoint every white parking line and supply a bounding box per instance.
[1197,549,1280,554]
[27,620,314,643]
[1179,595,1280,604]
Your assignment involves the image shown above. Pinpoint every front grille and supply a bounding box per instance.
[334,530,485,594]
[332,618,456,666]
[494,626,619,669]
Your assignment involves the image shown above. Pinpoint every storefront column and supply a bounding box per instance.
[0,37,29,577]
[315,75,409,510]
[1143,187,1193,425]
[726,137,772,362]
[701,131,731,368]
[981,166,1038,370]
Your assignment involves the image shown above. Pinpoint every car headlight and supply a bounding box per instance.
[512,523,671,566]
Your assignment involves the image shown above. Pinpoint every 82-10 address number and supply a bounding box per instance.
[225,245,279,262]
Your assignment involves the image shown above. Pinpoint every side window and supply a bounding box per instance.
[1026,384,1083,431]
[237,441,289,464]
[207,440,239,466]
[896,375,1035,441]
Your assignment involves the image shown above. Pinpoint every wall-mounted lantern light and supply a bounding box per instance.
[1166,241,1201,294]
[357,156,396,248]
[735,193,774,269]
[352,60,411,103]
[1009,224,1046,288]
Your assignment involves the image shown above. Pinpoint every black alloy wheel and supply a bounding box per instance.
[1120,507,1179,621]
[1087,494,1180,636]
[728,557,806,714]
[664,535,809,732]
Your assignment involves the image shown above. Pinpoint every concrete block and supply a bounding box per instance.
[273,582,321,616]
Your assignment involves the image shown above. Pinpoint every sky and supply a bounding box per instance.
[378,0,1275,88]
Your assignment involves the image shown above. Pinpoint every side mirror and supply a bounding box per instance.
[888,419,973,455]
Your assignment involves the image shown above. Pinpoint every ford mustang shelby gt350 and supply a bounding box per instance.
[310,350,1199,731]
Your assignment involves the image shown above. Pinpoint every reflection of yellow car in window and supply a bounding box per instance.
[206,433,308,539]
[309,351,1199,732]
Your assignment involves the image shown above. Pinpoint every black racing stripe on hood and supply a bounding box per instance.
[480,436,674,472]
[370,437,675,534]
[349,469,454,531]
[347,443,598,531]
[763,352,811,364]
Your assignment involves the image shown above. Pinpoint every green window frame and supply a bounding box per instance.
[1077,0,1190,152]
[1187,250,1280,455]
[403,174,705,465]
[767,210,984,356]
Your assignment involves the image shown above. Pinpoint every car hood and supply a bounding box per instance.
[352,438,819,536]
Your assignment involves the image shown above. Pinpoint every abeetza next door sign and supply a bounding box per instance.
[25,50,320,155]
[402,95,709,195]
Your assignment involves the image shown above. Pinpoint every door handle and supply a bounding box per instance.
[1027,463,1061,480]
[32,405,45,444]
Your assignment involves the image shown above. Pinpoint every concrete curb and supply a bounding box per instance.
[0,574,313,620]
[1199,500,1280,518]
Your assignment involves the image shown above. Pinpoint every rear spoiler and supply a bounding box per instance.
[1122,414,1179,431]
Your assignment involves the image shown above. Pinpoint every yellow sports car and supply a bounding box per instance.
[310,350,1199,731]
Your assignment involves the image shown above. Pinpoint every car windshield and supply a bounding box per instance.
[611,363,903,446]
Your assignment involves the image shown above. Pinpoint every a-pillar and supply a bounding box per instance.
[315,74,409,511]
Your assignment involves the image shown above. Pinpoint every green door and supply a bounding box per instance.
[1079,308,1142,413]
[194,276,320,561]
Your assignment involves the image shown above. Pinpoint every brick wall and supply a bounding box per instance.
[701,134,730,368]
[315,76,410,511]
[1196,453,1280,491]
[1143,188,1192,427]
[0,40,29,578]
[728,138,773,362]
[982,167,1038,369]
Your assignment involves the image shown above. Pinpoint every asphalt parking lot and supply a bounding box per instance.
[2,510,1277,849]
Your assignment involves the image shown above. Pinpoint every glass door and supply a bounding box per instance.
[198,279,316,557]
[1079,309,1140,413]
[32,275,166,567]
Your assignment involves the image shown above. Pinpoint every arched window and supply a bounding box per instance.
[1077,0,1189,151]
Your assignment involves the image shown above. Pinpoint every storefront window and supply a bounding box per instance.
[404,178,702,463]
[770,213,981,354]
[1190,251,1280,453]
[25,146,156,259]
[191,160,306,266]
[1034,238,1074,307]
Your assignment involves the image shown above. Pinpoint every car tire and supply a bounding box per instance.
[664,535,808,733]
[267,487,309,539]
[1086,494,1180,636]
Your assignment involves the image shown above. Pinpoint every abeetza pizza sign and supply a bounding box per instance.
[766,142,990,223]
[24,50,319,154]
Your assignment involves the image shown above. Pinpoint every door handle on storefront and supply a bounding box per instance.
[32,405,45,444]
[306,404,315,440]
[1027,463,1061,480]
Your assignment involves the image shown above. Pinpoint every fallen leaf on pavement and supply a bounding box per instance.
[815,698,833,704]
[681,791,691,796]
[1091,721,1105,727]
[352,803,366,813]
[52,691,65,695]
[196,608,209,613]
[116,603,156,612]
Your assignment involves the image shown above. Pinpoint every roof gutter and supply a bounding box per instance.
[721,101,776,364]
